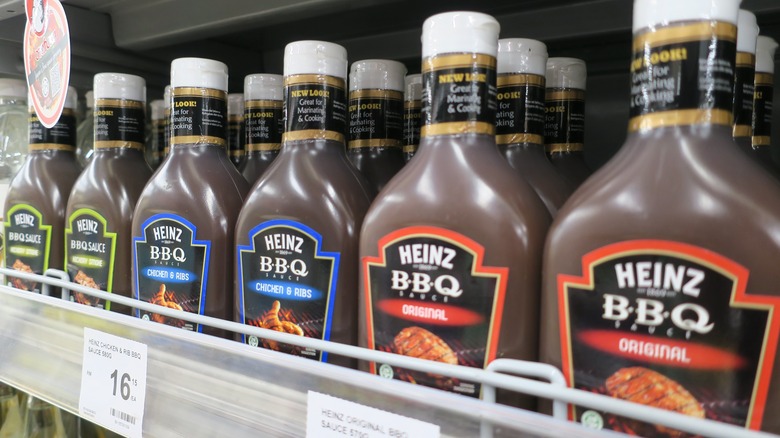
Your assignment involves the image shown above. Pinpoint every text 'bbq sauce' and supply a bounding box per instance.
[732,10,759,152]
[235,41,372,367]
[545,58,592,188]
[228,93,245,168]
[403,74,422,162]
[132,58,250,338]
[240,74,283,184]
[496,38,573,216]
[541,0,780,434]
[347,59,406,197]
[359,12,550,406]
[751,36,779,172]
[66,73,152,315]
[4,87,81,294]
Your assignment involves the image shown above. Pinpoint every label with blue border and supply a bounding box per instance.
[133,214,210,332]
[238,219,339,361]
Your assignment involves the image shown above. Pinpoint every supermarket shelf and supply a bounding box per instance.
[0,269,777,438]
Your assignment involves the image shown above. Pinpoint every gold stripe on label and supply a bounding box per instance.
[421,121,495,137]
[755,73,774,86]
[348,139,402,149]
[753,136,771,146]
[248,143,281,152]
[496,133,544,145]
[29,143,75,151]
[284,74,346,89]
[402,145,416,153]
[546,143,584,153]
[404,101,422,110]
[497,73,545,87]
[94,141,144,150]
[733,125,752,138]
[95,99,144,109]
[170,135,227,147]
[736,52,756,67]
[545,89,586,101]
[246,100,283,109]
[628,109,732,132]
[30,108,75,120]
[172,87,227,99]
[349,89,403,100]
[632,21,737,52]
[283,130,345,143]
[230,150,244,156]
[228,115,243,123]
[163,147,169,154]
[422,53,496,72]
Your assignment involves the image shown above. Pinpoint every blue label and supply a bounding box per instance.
[237,219,339,361]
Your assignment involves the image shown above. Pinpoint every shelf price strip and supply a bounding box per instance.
[79,328,148,438]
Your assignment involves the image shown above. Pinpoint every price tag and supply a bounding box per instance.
[79,328,147,438]
[306,391,440,438]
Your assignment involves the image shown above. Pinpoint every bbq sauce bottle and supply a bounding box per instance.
[228,93,245,168]
[4,87,81,294]
[347,59,407,196]
[497,38,574,216]
[751,36,779,169]
[402,74,422,162]
[148,99,165,169]
[65,73,152,315]
[235,41,372,367]
[240,74,283,184]
[545,58,592,187]
[732,10,760,151]
[541,0,780,433]
[132,58,250,338]
[162,85,171,159]
[359,12,550,404]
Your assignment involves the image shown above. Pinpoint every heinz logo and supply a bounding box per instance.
[614,262,704,297]
[76,219,99,234]
[152,225,182,242]
[264,233,304,254]
[398,243,455,269]
[14,213,35,227]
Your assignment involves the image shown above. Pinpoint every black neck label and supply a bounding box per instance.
[94,99,146,149]
[544,89,585,153]
[752,73,773,146]
[245,100,283,151]
[403,100,421,160]
[151,118,165,163]
[348,90,404,148]
[163,108,171,152]
[732,53,756,138]
[4,204,51,293]
[171,88,227,147]
[283,75,347,143]
[65,209,117,310]
[228,114,244,163]
[629,21,737,132]
[497,73,546,145]
[421,53,497,137]
[29,109,76,150]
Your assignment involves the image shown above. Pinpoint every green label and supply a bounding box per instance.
[3,204,51,293]
[64,209,117,310]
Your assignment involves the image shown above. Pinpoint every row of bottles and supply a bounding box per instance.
[2,0,780,435]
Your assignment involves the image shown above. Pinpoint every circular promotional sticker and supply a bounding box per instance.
[23,0,71,128]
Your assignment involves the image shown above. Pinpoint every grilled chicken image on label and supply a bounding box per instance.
[248,300,304,353]
[149,284,184,327]
[11,259,35,291]
[393,326,458,365]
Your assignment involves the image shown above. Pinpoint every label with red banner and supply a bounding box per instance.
[363,226,507,397]
[558,240,780,434]
[23,0,71,129]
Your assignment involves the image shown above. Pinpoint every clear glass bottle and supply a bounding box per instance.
[0,79,28,182]
[22,397,76,438]
[75,91,94,168]
[240,74,283,184]
[0,384,23,437]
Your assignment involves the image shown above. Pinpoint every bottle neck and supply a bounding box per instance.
[752,72,773,147]
[629,21,737,134]
[283,74,347,144]
[93,98,146,152]
[347,88,403,150]
[28,109,76,152]
[732,52,756,139]
[245,99,283,154]
[497,73,545,147]
[544,88,585,155]
[170,87,227,148]
[420,52,497,138]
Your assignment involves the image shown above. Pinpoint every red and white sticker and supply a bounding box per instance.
[23,0,71,128]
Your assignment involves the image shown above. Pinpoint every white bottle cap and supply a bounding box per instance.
[228,93,244,115]
[349,59,407,92]
[756,36,779,74]
[405,74,422,101]
[94,73,146,102]
[244,74,283,101]
[546,58,587,90]
[0,79,27,98]
[85,90,94,108]
[64,86,78,110]
[171,57,228,91]
[737,10,759,54]
[163,85,171,109]
[633,0,740,33]
[150,99,164,119]
[284,41,347,79]
[497,38,548,76]
[422,11,500,59]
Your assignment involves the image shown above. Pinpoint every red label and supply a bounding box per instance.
[558,240,780,433]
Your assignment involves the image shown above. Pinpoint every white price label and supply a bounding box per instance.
[306,391,440,438]
[79,328,147,438]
